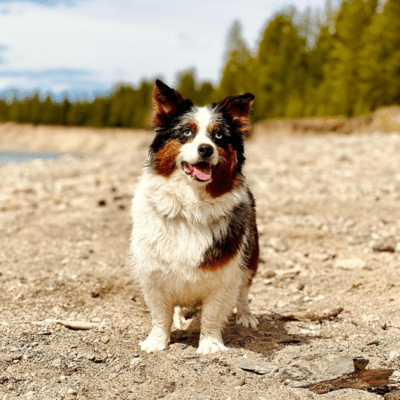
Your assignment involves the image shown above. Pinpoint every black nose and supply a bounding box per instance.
[198,144,214,159]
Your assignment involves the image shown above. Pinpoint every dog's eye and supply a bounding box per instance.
[184,131,192,137]
[215,132,223,140]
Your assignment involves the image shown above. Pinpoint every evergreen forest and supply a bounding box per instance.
[0,0,399,129]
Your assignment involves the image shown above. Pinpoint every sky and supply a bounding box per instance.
[0,0,327,100]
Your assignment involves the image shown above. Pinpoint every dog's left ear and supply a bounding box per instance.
[153,79,192,127]
[213,93,254,137]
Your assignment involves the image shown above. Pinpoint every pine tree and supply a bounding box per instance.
[357,0,400,113]
[177,68,198,103]
[317,0,378,116]
[218,20,254,100]
[254,12,307,119]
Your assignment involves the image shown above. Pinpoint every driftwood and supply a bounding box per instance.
[272,307,344,322]
[301,368,394,394]
[36,319,100,330]
[350,319,380,335]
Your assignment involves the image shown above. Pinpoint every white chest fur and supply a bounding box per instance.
[129,169,247,287]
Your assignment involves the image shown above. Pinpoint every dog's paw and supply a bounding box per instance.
[140,332,169,353]
[236,312,259,329]
[197,336,227,355]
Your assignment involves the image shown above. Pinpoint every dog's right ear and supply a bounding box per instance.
[153,80,192,127]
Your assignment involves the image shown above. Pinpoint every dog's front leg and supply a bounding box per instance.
[197,290,236,355]
[140,286,173,353]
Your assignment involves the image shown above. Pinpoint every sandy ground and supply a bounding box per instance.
[1,122,400,400]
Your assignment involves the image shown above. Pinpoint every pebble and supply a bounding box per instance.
[100,335,110,344]
[389,350,400,361]
[369,237,396,252]
[267,237,288,252]
[87,353,107,363]
[130,357,144,368]
[3,353,22,362]
[233,377,245,387]
[353,357,369,371]
[309,253,330,262]
[238,357,278,375]
[280,353,355,382]
[334,258,367,270]
[67,388,78,396]
[52,358,62,367]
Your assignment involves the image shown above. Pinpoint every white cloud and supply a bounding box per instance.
[0,0,326,95]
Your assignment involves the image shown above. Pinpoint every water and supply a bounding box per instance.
[0,150,80,165]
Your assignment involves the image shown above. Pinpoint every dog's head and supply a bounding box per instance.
[148,79,254,198]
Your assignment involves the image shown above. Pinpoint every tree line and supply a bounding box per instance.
[0,0,399,128]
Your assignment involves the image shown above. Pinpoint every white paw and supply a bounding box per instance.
[140,332,169,353]
[236,313,259,329]
[197,336,227,355]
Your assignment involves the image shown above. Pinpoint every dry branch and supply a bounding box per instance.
[302,368,394,394]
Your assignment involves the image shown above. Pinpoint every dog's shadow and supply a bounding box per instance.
[170,312,320,358]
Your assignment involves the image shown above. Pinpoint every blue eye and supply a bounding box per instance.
[215,132,223,139]
[184,131,192,137]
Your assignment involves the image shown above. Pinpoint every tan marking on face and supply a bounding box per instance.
[206,144,238,198]
[155,140,180,178]
[187,121,198,134]
[207,123,219,134]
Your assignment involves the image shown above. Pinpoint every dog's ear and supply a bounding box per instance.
[213,93,254,137]
[153,80,192,127]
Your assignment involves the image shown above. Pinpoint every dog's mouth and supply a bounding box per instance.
[182,161,213,182]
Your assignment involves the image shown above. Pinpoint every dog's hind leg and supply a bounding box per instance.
[173,306,187,330]
[236,274,259,329]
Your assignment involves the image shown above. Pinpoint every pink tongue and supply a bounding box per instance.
[193,164,212,181]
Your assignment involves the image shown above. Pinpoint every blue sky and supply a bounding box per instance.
[0,0,327,100]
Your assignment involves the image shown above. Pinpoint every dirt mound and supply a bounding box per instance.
[0,122,153,154]
[254,106,400,136]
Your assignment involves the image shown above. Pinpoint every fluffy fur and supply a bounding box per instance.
[129,80,259,354]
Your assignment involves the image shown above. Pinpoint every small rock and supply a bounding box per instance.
[87,353,107,363]
[130,357,144,368]
[267,237,288,252]
[309,253,330,262]
[280,353,355,382]
[233,376,245,387]
[52,358,62,367]
[389,350,400,361]
[334,258,366,270]
[384,391,400,400]
[100,335,110,344]
[260,269,276,279]
[370,237,396,252]
[344,219,357,230]
[91,317,101,323]
[67,388,78,396]
[3,353,22,362]
[238,357,278,375]
[353,357,369,371]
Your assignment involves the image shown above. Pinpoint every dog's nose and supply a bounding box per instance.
[198,144,214,159]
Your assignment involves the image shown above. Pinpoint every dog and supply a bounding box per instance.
[129,79,259,354]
